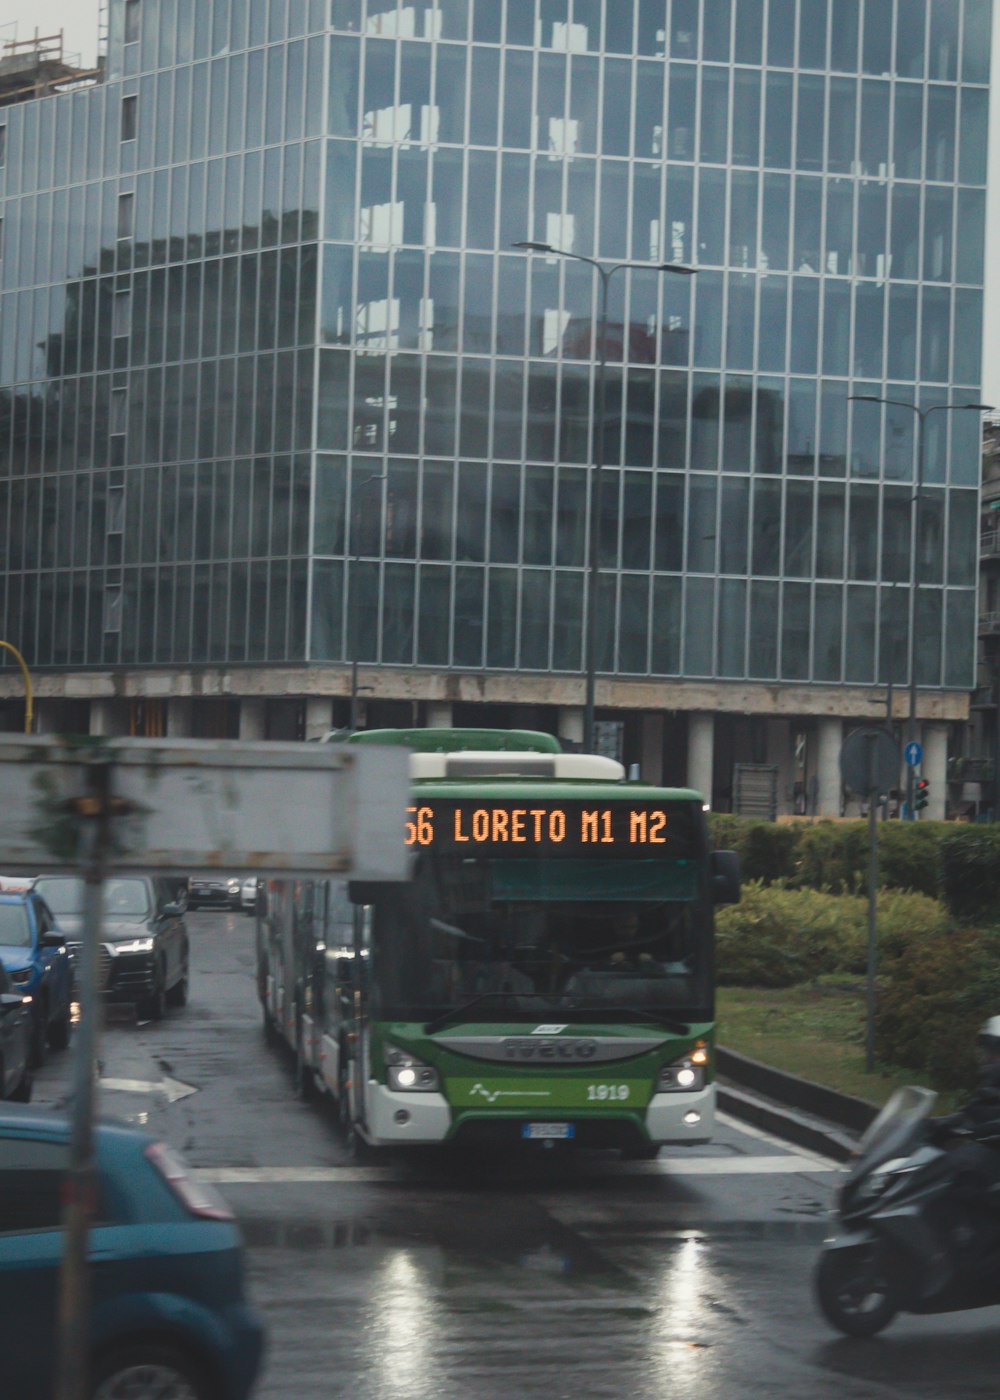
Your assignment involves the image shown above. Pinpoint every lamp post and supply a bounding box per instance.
[0,640,33,733]
[348,472,386,731]
[849,396,993,818]
[513,242,695,753]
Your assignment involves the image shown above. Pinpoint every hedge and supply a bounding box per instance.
[875,926,1000,1091]
[715,881,950,988]
[939,826,1000,925]
[707,816,999,917]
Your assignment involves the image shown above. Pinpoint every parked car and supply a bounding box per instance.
[0,891,73,1067]
[0,1103,265,1400]
[188,875,242,910]
[240,877,259,915]
[0,961,32,1101]
[32,876,189,1022]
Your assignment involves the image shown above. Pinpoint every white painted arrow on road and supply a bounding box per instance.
[98,1075,198,1103]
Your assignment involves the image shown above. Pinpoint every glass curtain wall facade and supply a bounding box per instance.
[0,0,991,695]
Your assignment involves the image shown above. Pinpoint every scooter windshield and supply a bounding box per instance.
[844,1086,938,1187]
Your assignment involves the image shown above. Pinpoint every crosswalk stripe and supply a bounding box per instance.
[192,1154,838,1185]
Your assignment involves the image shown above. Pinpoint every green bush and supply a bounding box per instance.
[875,926,1000,1091]
[741,822,801,884]
[792,822,869,894]
[708,815,801,884]
[873,887,952,963]
[716,883,861,987]
[877,823,946,901]
[940,827,1000,924]
[716,881,951,987]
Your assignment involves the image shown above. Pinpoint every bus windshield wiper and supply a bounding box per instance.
[424,993,554,1035]
[425,996,690,1036]
[565,1005,691,1035]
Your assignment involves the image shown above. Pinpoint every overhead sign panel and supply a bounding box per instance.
[0,737,410,880]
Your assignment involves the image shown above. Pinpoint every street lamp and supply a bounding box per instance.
[513,242,696,753]
[348,472,387,731]
[849,395,994,818]
[0,640,33,733]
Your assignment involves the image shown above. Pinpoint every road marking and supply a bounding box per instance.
[716,1110,842,1170]
[192,1154,837,1185]
[99,1075,198,1103]
[656,1155,837,1176]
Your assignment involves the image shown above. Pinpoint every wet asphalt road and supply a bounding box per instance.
[32,909,1000,1399]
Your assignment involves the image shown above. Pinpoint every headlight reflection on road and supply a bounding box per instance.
[649,1234,713,1386]
[373,1250,436,1395]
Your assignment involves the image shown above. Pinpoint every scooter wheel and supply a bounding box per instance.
[814,1246,900,1337]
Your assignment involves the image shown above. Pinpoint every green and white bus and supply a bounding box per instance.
[257,729,739,1156]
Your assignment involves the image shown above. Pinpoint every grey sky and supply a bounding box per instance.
[1,2,99,67]
[4,0,1000,405]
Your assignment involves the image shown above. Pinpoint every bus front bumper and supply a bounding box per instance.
[363,1082,715,1147]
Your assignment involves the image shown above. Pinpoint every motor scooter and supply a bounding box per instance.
[815,1085,1000,1336]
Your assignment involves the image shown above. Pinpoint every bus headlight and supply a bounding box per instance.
[384,1045,441,1093]
[657,1056,706,1093]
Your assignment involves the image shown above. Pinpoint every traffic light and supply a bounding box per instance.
[915,777,930,811]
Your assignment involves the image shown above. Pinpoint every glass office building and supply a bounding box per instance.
[0,0,991,812]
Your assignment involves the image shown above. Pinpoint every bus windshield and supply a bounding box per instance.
[370,853,710,1024]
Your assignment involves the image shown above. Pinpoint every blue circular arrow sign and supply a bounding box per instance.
[904,741,923,768]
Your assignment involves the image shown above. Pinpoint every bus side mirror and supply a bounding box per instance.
[711,850,741,905]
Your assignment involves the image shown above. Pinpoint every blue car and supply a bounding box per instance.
[0,1104,265,1399]
[0,892,73,1067]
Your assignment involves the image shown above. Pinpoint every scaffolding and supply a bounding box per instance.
[0,28,103,109]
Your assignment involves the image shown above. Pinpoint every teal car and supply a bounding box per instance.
[0,1105,265,1399]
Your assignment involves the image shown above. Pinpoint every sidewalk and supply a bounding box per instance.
[717,1046,879,1163]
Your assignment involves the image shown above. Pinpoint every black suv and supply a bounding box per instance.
[32,876,190,1021]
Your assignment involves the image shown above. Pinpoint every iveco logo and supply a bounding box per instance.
[502,1037,598,1061]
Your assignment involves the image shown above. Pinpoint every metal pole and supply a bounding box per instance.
[866,738,878,1072]
[0,639,34,733]
[54,761,110,1400]
[994,675,1000,822]
[883,671,894,820]
[584,268,611,755]
[348,474,385,732]
[906,410,925,821]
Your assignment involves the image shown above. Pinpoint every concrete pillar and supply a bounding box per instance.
[559,707,584,749]
[32,701,56,735]
[425,702,453,728]
[640,714,665,785]
[687,713,714,806]
[89,699,124,736]
[240,698,266,741]
[816,717,843,817]
[923,723,948,821]
[167,698,192,737]
[304,697,333,741]
[765,718,794,816]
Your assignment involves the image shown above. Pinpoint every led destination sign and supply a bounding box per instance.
[405,800,697,858]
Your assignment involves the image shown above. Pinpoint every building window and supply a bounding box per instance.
[107,487,125,533]
[103,586,123,634]
[124,0,140,45]
[121,94,137,142]
[113,290,131,337]
[0,124,6,166]
[117,193,134,240]
[110,387,127,434]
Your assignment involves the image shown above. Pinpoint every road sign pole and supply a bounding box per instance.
[841,727,899,1074]
[54,759,111,1400]
[865,735,878,1074]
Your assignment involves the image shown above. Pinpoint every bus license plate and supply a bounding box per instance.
[522,1122,575,1140]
